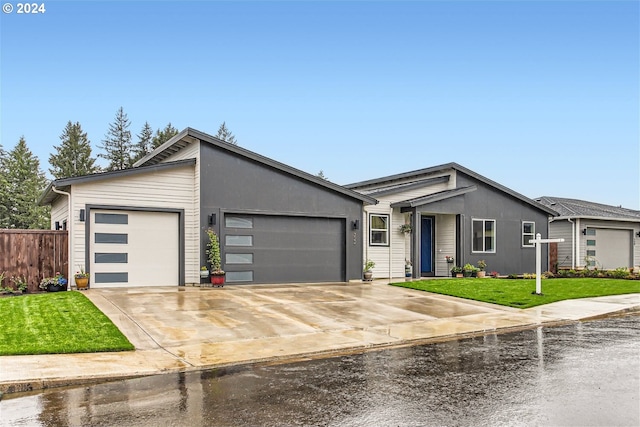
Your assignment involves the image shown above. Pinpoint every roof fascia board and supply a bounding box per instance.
[364,176,450,197]
[345,163,457,189]
[391,185,477,208]
[551,215,640,223]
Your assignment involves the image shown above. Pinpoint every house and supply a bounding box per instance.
[535,197,640,271]
[345,163,558,279]
[39,127,376,287]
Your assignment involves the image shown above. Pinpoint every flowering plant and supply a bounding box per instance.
[75,266,89,279]
[39,272,68,290]
[445,256,454,263]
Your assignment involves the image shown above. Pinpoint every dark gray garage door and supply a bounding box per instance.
[222,214,346,284]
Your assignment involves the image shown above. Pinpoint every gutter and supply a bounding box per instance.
[51,186,72,290]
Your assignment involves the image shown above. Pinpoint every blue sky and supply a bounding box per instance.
[1,0,638,209]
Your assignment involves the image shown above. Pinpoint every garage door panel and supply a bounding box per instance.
[589,228,632,269]
[224,214,345,284]
[90,210,179,287]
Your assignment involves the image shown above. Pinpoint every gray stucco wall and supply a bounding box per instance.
[199,143,365,282]
[454,173,550,275]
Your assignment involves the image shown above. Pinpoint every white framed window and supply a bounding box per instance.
[369,214,389,246]
[472,219,496,253]
[522,221,535,247]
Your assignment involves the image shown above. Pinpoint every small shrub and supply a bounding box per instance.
[607,268,631,279]
[543,270,555,279]
[507,274,518,279]
[523,273,536,279]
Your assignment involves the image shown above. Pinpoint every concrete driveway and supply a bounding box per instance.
[2,282,638,393]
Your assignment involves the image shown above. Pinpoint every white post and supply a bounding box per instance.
[529,233,564,295]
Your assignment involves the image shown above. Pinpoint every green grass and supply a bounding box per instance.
[0,291,134,355]
[391,278,640,309]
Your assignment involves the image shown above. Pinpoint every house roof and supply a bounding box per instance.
[535,196,640,222]
[136,127,378,205]
[390,185,477,208]
[346,162,558,216]
[39,159,197,205]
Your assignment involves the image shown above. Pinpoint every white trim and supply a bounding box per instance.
[522,220,536,248]
[369,213,390,246]
[471,218,496,253]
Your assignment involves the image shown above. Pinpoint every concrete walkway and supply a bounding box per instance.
[1,282,638,394]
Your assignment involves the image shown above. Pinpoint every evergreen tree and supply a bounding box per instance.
[151,122,179,149]
[99,107,132,171]
[132,121,154,163]
[1,137,50,229]
[317,170,329,181]
[0,144,8,227]
[215,121,237,145]
[49,121,100,179]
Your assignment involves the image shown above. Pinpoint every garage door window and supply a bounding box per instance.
[226,235,253,246]
[95,253,128,263]
[226,271,253,282]
[95,213,128,224]
[225,216,253,228]
[95,233,128,244]
[226,253,253,264]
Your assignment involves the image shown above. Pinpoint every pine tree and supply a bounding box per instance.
[99,107,132,171]
[0,144,8,227]
[132,121,154,163]
[1,137,50,229]
[151,122,179,150]
[49,121,100,179]
[317,170,329,181]
[215,121,237,145]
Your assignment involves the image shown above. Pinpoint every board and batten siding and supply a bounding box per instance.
[69,163,198,284]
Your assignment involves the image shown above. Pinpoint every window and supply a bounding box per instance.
[225,235,253,246]
[225,216,253,228]
[95,213,128,224]
[95,233,128,244]
[586,240,596,246]
[369,214,389,246]
[586,250,596,257]
[226,253,253,264]
[585,228,596,236]
[472,219,496,253]
[522,221,535,247]
[226,271,254,282]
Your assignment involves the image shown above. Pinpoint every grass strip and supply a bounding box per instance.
[0,291,134,355]
[391,277,640,309]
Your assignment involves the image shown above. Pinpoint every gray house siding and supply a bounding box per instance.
[454,174,549,275]
[548,219,574,269]
[199,143,364,284]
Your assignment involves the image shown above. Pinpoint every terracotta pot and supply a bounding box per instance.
[476,271,486,278]
[211,274,225,286]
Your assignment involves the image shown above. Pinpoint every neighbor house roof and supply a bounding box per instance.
[346,162,558,216]
[38,159,197,205]
[536,196,640,222]
[135,127,377,205]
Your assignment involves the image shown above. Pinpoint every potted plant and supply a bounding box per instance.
[74,266,89,290]
[462,263,477,278]
[476,260,487,278]
[405,259,412,277]
[363,259,375,281]
[206,228,225,287]
[445,256,454,264]
[399,224,412,234]
[10,275,28,294]
[200,266,209,279]
[451,266,463,278]
[39,272,68,292]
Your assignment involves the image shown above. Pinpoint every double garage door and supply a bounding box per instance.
[90,210,179,288]
[222,214,346,284]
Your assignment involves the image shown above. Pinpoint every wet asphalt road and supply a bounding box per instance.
[2,315,639,427]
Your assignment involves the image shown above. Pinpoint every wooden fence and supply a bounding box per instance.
[0,230,68,293]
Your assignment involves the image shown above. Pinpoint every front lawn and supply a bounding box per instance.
[391,278,640,309]
[0,291,134,355]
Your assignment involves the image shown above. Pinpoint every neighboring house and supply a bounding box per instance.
[39,127,376,288]
[535,197,640,271]
[345,163,558,279]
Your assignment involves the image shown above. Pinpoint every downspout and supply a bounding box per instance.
[51,186,72,290]
[388,207,393,281]
[575,218,580,269]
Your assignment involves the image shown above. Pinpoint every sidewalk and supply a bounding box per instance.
[1,282,638,394]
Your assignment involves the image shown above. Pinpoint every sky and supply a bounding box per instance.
[1,0,638,209]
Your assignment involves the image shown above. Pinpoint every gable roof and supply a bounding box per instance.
[390,185,477,208]
[346,162,558,216]
[135,127,377,205]
[38,158,197,205]
[536,196,640,222]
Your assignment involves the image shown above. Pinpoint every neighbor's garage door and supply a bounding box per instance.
[90,210,179,287]
[588,228,633,270]
[223,214,345,284]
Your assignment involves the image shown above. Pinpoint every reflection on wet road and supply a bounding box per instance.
[2,315,638,427]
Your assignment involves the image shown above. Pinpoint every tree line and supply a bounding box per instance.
[0,107,237,229]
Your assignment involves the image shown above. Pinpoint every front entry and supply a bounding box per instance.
[421,216,434,276]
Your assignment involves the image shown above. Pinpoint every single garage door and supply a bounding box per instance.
[586,227,633,270]
[222,214,345,284]
[90,210,179,287]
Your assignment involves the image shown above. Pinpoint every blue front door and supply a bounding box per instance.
[421,217,433,275]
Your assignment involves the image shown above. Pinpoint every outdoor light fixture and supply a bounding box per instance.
[582,228,587,235]
[79,209,85,222]
[636,231,640,238]
[208,213,216,226]
[352,220,359,230]
[55,221,60,230]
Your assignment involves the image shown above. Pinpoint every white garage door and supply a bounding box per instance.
[586,227,633,270]
[90,210,179,288]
